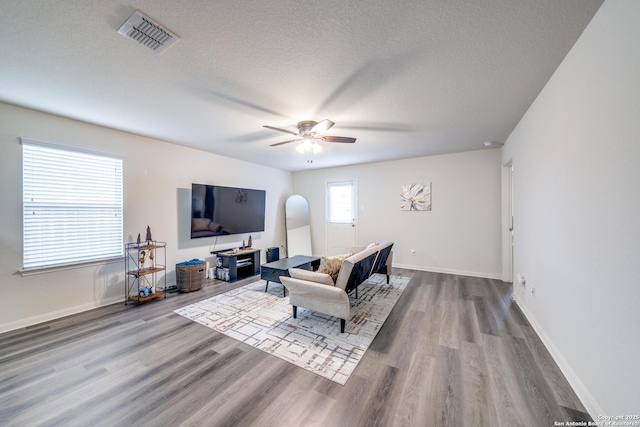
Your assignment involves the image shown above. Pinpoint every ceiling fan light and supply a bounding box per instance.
[296,144,306,153]
[302,138,313,150]
[312,142,321,153]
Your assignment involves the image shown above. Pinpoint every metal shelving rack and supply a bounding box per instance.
[125,240,167,304]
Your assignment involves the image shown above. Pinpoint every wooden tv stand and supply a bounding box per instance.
[212,248,260,282]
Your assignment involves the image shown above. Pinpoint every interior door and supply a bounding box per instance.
[509,164,514,282]
[502,162,514,282]
[326,181,357,255]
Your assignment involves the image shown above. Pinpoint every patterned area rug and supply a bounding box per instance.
[174,274,410,384]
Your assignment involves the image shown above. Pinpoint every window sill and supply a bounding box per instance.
[19,257,124,276]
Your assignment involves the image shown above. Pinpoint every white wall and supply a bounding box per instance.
[502,0,640,416]
[0,102,292,332]
[293,148,502,279]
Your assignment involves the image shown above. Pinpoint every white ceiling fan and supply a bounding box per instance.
[264,120,356,150]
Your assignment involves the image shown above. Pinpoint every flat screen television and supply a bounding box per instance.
[191,184,266,239]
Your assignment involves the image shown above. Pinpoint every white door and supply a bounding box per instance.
[502,163,514,282]
[326,181,357,255]
[509,164,515,282]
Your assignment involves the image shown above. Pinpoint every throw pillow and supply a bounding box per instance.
[289,268,335,286]
[318,253,352,282]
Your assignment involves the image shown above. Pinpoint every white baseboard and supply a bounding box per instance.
[0,295,123,334]
[393,263,502,280]
[513,294,604,419]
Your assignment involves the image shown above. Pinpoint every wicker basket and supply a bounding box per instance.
[176,263,205,292]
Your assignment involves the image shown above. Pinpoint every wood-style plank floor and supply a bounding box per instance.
[0,269,591,426]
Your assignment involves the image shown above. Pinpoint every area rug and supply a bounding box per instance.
[174,274,410,384]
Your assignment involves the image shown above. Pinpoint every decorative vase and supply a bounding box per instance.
[248,235,252,248]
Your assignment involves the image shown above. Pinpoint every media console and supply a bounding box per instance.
[212,248,260,282]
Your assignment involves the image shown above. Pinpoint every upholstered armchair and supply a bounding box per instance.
[280,241,394,333]
[281,268,351,333]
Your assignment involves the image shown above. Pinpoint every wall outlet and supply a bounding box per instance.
[410,249,416,255]
[517,274,526,287]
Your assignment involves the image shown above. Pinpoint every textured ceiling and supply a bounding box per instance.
[0,0,603,172]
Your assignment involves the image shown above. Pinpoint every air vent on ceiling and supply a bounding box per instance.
[117,10,179,53]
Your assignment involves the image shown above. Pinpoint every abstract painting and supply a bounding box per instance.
[401,182,431,211]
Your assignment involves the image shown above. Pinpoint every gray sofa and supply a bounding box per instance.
[280,241,394,333]
[350,243,393,284]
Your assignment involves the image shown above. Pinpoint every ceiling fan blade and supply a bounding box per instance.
[269,139,299,147]
[322,136,356,143]
[263,125,300,136]
[311,119,335,135]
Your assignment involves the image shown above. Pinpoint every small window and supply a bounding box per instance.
[22,139,123,270]
[327,181,354,224]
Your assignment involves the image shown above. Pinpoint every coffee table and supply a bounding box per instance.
[261,255,321,297]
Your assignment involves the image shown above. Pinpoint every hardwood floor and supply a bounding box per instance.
[0,269,591,426]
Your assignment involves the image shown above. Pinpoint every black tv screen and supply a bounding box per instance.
[191,184,266,239]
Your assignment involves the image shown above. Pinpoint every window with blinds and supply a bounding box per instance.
[326,181,354,224]
[22,139,123,270]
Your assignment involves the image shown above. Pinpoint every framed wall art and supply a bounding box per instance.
[400,182,431,211]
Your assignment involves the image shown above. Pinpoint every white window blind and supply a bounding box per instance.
[22,140,123,270]
[327,181,354,223]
